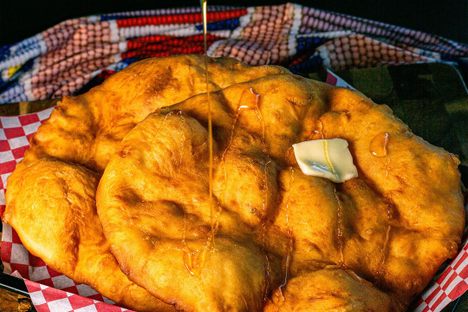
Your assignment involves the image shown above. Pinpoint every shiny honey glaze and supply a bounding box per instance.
[196,1,292,300]
[369,132,390,158]
[201,0,216,246]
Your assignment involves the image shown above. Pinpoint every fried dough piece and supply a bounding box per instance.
[97,73,464,311]
[96,112,281,311]
[311,87,465,301]
[4,159,174,312]
[96,73,324,311]
[265,268,395,311]
[28,55,288,170]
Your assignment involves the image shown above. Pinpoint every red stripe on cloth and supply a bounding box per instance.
[11,146,29,159]
[127,33,219,47]
[126,45,205,54]
[0,140,10,152]
[325,72,338,85]
[0,160,16,175]
[460,263,468,279]
[42,286,68,302]
[95,301,123,312]
[123,35,219,59]
[46,266,63,278]
[33,303,50,312]
[29,254,46,267]
[11,229,22,244]
[0,241,12,264]
[24,280,42,293]
[424,285,442,305]
[441,270,458,288]
[448,280,468,300]
[123,51,176,59]
[11,263,29,278]
[89,293,106,301]
[452,248,467,271]
[4,127,25,138]
[116,9,247,27]
[18,114,40,126]
[435,263,453,285]
[431,292,448,310]
[124,34,219,58]
[68,294,96,309]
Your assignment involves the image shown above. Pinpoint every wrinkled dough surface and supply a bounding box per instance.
[4,56,465,312]
[5,56,288,311]
[265,268,396,311]
[4,159,173,311]
[28,55,289,170]
[97,72,464,311]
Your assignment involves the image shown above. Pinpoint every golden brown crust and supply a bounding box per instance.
[310,88,465,300]
[5,55,289,311]
[96,112,282,311]
[28,55,288,170]
[4,55,465,311]
[264,268,397,312]
[97,72,464,310]
[4,159,173,311]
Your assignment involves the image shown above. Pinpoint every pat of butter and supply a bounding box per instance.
[292,138,358,183]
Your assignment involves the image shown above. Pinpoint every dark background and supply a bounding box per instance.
[0,0,467,46]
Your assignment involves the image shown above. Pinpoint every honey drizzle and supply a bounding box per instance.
[333,188,345,266]
[380,224,391,271]
[246,87,267,216]
[316,120,325,139]
[260,159,272,302]
[277,167,295,301]
[379,203,393,279]
[369,132,390,158]
[384,158,390,177]
[182,211,197,275]
[179,0,216,276]
[262,251,272,301]
[220,88,258,204]
[252,88,272,302]
[249,87,265,146]
[221,104,250,163]
[201,0,216,248]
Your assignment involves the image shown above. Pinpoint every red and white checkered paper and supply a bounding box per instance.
[0,71,466,312]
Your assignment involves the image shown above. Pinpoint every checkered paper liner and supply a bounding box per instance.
[0,107,129,312]
[7,254,127,312]
[24,279,127,312]
[0,70,466,312]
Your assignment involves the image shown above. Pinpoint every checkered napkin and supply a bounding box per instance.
[0,108,127,312]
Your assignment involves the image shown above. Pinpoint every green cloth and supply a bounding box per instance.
[335,63,468,186]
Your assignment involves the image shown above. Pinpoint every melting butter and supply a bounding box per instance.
[292,138,358,183]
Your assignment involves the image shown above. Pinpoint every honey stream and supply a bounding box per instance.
[277,167,295,302]
[195,3,293,301]
[200,0,216,248]
[181,0,213,276]
[370,132,393,279]
[369,132,389,158]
